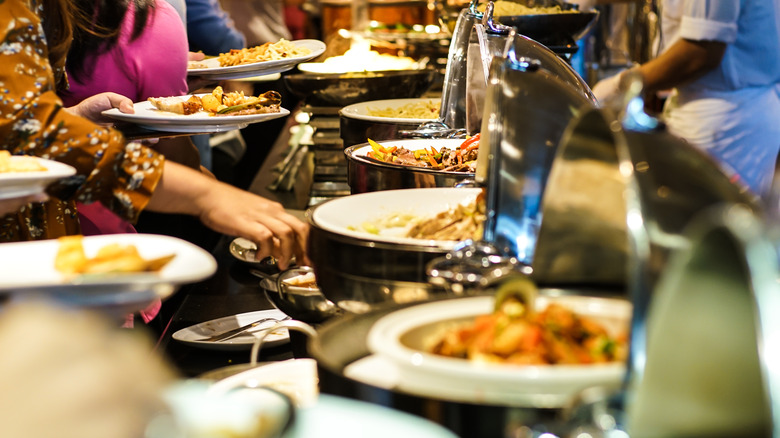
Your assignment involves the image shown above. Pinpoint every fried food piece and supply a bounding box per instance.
[0,151,47,173]
[54,236,88,275]
[54,236,175,275]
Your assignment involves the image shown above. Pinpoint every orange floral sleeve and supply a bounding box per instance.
[0,0,164,241]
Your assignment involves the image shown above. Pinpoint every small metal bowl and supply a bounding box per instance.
[255,266,339,324]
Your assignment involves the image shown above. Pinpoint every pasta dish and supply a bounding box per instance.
[477,1,578,16]
[217,39,311,67]
[367,100,440,119]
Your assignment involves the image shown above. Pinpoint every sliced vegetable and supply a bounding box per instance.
[217,97,260,114]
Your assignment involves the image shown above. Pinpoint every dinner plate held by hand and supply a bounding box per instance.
[186,39,326,80]
[101,94,290,133]
[0,233,217,316]
[173,309,290,351]
[0,157,76,200]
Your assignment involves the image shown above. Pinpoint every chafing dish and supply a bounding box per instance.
[438,0,596,133]
[344,138,475,193]
[283,69,437,107]
[306,187,482,309]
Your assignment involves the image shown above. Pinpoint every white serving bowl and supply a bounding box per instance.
[366,294,631,407]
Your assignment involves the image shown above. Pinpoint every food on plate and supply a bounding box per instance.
[187,39,312,70]
[429,276,628,365]
[148,87,281,116]
[366,100,440,119]
[351,189,486,241]
[365,134,479,172]
[0,151,47,172]
[54,235,175,275]
[214,39,312,67]
[298,39,418,74]
[478,0,579,16]
[282,272,317,289]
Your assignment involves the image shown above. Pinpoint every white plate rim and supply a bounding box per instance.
[187,39,326,77]
[0,233,217,291]
[309,187,482,249]
[172,309,291,351]
[0,157,76,200]
[102,94,290,129]
[340,98,441,124]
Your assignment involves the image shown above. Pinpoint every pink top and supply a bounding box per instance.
[61,0,189,105]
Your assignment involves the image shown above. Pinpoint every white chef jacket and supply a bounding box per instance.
[660,0,780,195]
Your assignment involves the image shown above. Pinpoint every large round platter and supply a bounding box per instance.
[186,39,326,80]
[102,94,290,133]
[340,98,440,124]
[360,294,630,408]
[0,157,76,200]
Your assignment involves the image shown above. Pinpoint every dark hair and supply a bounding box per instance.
[66,0,156,83]
[40,0,86,90]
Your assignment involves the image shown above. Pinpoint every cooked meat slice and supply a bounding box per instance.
[148,96,203,115]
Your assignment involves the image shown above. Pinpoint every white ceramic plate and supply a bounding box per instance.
[187,39,326,80]
[158,381,293,438]
[340,98,441,124]
[0,233,216,316]
[172,309,290,351]
[102,94,290,133]
[309,187,481,248]
[0,157,76,200]
[363,294,631,408]
[286,394,457,438]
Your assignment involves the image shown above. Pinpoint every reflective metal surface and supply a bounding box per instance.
[627,204,776,436]
[283,69,437,107]
[339,115,425,149]
[478,54,596,266]
[306,225,450,309]
[438,0,596,133]
[344,141,475,193]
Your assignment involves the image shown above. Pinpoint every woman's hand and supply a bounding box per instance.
[146,162,310,270]
[196,185,310,270]
[65,92,135,125]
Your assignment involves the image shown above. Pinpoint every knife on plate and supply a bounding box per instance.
[200,316,290,342]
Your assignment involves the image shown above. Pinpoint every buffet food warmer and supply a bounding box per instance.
[283,67,438,206]
[438,0,595,134]
[300,26,773,436]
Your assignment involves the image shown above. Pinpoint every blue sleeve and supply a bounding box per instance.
[185,0,246,55]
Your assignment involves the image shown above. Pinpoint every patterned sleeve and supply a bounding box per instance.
[0,0,164,223]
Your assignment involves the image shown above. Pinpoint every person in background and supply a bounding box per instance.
[60,0,200,238]
[185,0,245,55]
[0,0,308,270]
[593,0,780,197]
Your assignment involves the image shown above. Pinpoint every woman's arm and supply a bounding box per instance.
[146,161,308,268]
